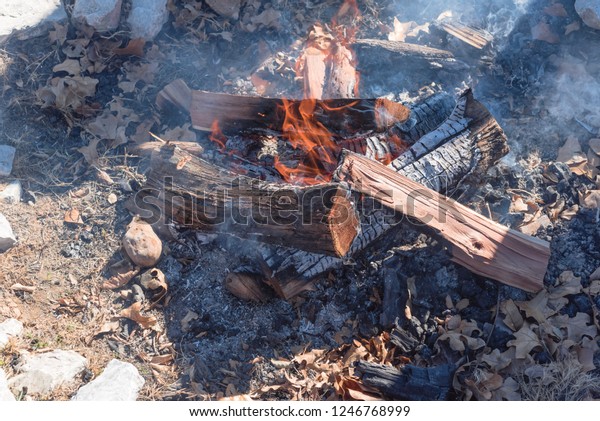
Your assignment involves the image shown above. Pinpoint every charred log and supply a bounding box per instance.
[355,361,455,401]
[139,145,359,257]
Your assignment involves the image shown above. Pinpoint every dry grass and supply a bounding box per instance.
[517,358,600,401]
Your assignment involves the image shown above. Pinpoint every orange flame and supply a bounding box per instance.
[274,0,363,185]
[209,119,227,150]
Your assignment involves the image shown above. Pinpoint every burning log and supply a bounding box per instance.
[258,90,511,295]
[138,145,359,257]
[334,150,550,292]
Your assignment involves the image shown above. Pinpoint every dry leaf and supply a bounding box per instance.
[48,22,68,45]
[580,190,600,209]
[64,208,84,225]
[531,21,560,44]
[53,59,81,76]
[77,137,101,165]
[95,318,120,336]
[37,76,98,110]
[551,312,597,343]
[507,323,542,359]
[481,347,515,371]
[180,310,199,333]
[492,377,521,401]
[102,264,139,290]
[500,299,524,331]
[565,21,581,35]
[225,272,270,303]
[557,136,588,175]
[464,370,503,400]
[120,302,158,329]
[516,290,556,323]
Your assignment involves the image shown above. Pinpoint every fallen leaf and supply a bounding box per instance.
[531,21,560,44]
[64,208,84,225]
[77,137,101,165]
[464,370,503,400]
[95,318,120,336]
[37,76,98,110]
[102,264,139,290]
[481,347,515,371]
[180,310,199,333]
[580,190,600,209]
[557,136,588,175]
[48,22,68,45]
[565,21,581,35]
[507,323,542,359]
[53,59,81,76]
[492,377,521,401]
[500,299,524,331]
[551,312,597,343]
[120,302,158,330]
[516,290,556,323]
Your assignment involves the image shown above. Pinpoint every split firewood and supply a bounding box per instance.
[435,19,493,49]
[334,150,549,292]
[353,39,465,69]
[139,144,360,257]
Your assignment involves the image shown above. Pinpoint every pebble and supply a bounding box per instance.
[72,359,144,401]
[576,0,600,30]
[0,212,16,253]
[0,145,16,177]
[0,180,22,204]
[127,0,169,40]
[72,0,123,33]
[0,369,15,401]
[8,350,87,396]
[122,218,162,268]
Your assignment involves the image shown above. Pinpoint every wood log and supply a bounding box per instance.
[155,79,192,112]
[333,150,550,292]
[355,361,455,401]
[258,91,509,291]
[187,90,410,136]
[436,20,493,49]
[138,145,359,257]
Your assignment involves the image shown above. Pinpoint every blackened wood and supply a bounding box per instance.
[379,258,408,328]
[389,326,421,355]
[188,90,410,136]
[139,145,359,257]
[334,151,549,292]
[355,361,454,401]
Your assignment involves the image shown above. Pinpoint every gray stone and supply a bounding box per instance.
[576,0,600,30]
[0,145,16,177]
[0,318,23,337]
[127,0,168,40]
[0,180,22,204]
[0,213,16,252]
[0,333,9,350]
[72,359,144,401]
[0,0,67,37]
[8,350,87,396]
[72,0,123,33]
[0,369,15,401]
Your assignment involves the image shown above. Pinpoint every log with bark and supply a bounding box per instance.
[137,145,359,257]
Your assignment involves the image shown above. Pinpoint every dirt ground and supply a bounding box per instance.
[0,0,599,401]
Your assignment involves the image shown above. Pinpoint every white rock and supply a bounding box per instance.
[72,0,123,32]
[0,180,22,204]
[0,0,67,37]
[8,350,87,396]
[72,359,144,401]
[0,145,16,177]
[0,369,15,401]
[0,318,23,337]
[127,0,168,40]
[0,213,16,252]
[576,0,600,30]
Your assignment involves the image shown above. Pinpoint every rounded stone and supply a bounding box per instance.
[122,219,162,268]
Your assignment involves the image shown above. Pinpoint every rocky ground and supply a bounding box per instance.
[1,0,600,401]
